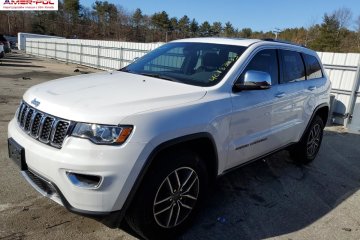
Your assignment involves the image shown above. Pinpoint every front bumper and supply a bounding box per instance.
[19,168,123,227]
[8,118,147,214]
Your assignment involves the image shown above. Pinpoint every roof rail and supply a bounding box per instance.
[262,38,307,48]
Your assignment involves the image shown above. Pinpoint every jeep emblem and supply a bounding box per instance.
[31,98,40,107]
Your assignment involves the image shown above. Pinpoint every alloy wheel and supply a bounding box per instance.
[307,123,321,157]
[153,167,199,228]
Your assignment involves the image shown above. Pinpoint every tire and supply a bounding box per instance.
[125,149,208,240]
[290,115,324,164]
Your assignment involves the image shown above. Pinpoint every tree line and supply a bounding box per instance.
[0,0,359,53]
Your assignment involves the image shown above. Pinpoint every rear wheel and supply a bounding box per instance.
[125,150,208,239]
[290,115,324,164]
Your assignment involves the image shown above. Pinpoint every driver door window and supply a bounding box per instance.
[238,49,279,85]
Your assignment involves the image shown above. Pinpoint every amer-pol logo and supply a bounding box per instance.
[1,0,58,11]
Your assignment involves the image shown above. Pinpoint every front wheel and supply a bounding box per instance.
[290,115,324,164]
[125,150,208,239]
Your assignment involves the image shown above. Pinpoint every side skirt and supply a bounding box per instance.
[220,142,295,176]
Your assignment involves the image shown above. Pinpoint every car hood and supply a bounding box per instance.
[23,71,207,124]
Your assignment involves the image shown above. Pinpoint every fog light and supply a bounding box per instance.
[66,172,102,189]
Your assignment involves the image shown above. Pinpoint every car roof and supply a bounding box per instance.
[172,37,261,47]
[171,37,315,55]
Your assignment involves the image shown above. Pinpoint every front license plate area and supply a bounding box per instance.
[8,138,27,171]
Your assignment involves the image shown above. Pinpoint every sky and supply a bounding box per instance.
[81,0,360,32]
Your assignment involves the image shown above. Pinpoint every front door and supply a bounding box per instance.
[227,49,281,168]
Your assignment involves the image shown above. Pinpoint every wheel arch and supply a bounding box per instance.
[149,133,219,180]
[300,103,329,141]
[118,133,219,225]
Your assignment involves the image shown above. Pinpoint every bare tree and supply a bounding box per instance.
[356,15,360,32]
[334,7,353,29]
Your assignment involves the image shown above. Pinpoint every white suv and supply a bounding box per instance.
[8,38,330,239]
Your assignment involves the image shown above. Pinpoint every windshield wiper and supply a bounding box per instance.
[138,73,180,82]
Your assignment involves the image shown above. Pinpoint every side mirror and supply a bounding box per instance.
[234,70,271,91]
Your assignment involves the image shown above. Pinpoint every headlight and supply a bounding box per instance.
[71,123,133,145]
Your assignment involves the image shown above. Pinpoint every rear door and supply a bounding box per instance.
[301,53,327,130]
[273,49,307,145]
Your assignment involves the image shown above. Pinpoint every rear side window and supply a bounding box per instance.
[303,54,323,79]
[280,50,305,83]
[239,49,279,85]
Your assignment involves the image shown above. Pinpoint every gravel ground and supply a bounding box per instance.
[1,52,360,240]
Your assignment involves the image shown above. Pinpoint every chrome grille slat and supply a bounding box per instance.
[16,101,72,149]
[29,110,37,131]
[37,114,47,140]
[17,103,25,122]
[20,105,29,127]
[30,112,43,138]
[51,121,70,147]
[50,120,59,143]
[24,108,34,132]
[39,116,55,143]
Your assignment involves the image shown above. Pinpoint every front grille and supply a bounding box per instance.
[18,104,28,126]
[39,116,55,143]
[24,108,34,131]
[30,112,42,137]
[17,101,72,149]
[52,121,70,146]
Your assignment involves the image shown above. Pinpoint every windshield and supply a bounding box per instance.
[120,42,247,87]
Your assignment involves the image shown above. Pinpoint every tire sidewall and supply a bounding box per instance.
[290,115,325,164]
[305,116,324,160]
[303,116,324,161]
[128,150,208,239]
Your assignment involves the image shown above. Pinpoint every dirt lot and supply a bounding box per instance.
[1,52,360,240]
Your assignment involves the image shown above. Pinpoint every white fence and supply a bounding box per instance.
[25,38,163,70]
[18,33,65,51]
[317,52,360,133]
[24,38,360,132]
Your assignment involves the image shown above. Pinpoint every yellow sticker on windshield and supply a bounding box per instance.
[209,55,240,81]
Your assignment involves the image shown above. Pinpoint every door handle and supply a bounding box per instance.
[308,86,316,91]
[275,92,285,98]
